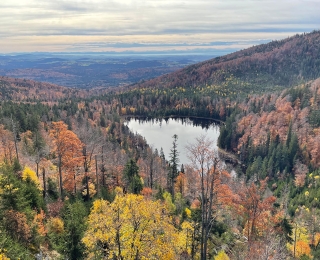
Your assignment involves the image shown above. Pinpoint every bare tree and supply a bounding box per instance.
[186,134,221,260]
[75,121,103,200]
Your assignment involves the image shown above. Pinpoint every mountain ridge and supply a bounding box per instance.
[128,30,320,95]
[0,76,110,102]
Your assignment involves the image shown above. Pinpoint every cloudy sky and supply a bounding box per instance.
[0,0,319,53]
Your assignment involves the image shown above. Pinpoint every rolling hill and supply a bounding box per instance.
[0,76,108,102]
[129,30,320,95]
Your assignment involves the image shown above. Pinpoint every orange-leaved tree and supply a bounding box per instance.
[50,121,83,197]
[0,124,17,164]
[233,179,276,251]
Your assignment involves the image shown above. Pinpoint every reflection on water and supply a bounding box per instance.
[124,117,220,167]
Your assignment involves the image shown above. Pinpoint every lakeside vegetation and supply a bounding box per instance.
[1,31,320,259]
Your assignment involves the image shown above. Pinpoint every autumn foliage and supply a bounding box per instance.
[50,121,83,194]
[83,192,184,259]
[2,32,320,259]
[232,179,276,243]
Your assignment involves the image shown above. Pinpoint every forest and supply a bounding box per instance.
[0,54,205,89]
[1,31,320,260]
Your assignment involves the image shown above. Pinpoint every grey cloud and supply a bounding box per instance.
[68,40,269,49]
[0,0,319,52]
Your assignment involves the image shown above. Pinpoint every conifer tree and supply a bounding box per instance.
[123,159,143,194]
[169,134,179,197]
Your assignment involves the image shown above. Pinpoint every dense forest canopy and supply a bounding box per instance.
[128,30,320,95]
[1,31,320,259]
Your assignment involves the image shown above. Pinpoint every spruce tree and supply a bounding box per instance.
[123,159,143,194]
[169,134,179,198]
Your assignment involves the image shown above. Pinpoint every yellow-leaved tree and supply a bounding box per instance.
[81,182,96,198]
[22,166,41,189]
[0,250,10,260]
[83,190,184,259]
[214,250,230,260]
[287,224,312,258]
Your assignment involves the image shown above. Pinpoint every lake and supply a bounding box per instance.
[124,117,220,167]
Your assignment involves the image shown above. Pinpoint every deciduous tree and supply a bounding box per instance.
[232,179,276,251]
[186,135,231,260]
[50,121,83,197]
[83,190,183,259]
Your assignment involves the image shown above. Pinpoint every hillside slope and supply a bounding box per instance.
[130,31,320,95]
[0,76,108,102]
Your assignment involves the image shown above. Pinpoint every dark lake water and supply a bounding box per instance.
[124,117,220,167]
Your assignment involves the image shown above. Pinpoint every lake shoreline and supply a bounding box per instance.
[124,117,221,166]
[122,115,225,125]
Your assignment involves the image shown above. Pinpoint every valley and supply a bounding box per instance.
[1,31,320,259]
[0,53,211,89]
